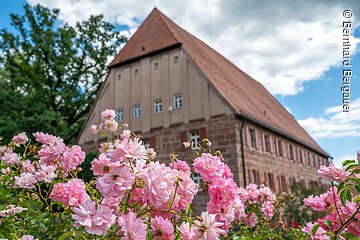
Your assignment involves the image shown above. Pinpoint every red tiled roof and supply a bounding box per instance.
[109,8,329,157]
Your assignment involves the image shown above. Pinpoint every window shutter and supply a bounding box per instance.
[180,131,187,150]
[199,127,206,141]
[149,137,156,149]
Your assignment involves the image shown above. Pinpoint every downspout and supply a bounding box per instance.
[239,117,247,187]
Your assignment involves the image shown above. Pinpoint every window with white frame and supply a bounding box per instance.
[115,108,124,122]
[189,130,200,150]
[174,56,179,64]
[173,94,182,109]
[142,139,150,148]
[192,172,203,191]
[154,99,162,113]
[133,104,141,118]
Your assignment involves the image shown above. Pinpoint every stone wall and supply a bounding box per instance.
[80,114,330,213]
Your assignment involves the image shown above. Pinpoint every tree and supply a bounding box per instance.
[0,4,126,143]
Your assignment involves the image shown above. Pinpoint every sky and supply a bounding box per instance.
[1,0,360,165]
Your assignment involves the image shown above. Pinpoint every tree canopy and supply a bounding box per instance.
[0,4,126,143]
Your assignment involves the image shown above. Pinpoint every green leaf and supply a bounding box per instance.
[312,224,320,236]
[323,220,332,229]
[345,164,358,172]
[342,160,355,166]
[354,195,360,203]
[340,189,352,206]
[58,231,72,240]
[355,185,360,194]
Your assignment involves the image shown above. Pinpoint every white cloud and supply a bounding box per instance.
[298,98,360,138]
[26,0,360,96]
[332,154,356,168]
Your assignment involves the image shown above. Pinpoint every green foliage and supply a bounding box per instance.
[0,4,126,144]
[78,151,97,182]
[281,181,325,227]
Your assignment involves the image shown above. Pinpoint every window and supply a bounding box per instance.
[154,99,162,113]
[133,104,141,118]
[264,135,271,153]
[142,139,150,148]
[278,140,283,157]
[268,173,275,191]
[173,94,182,109]
[174,56,179,64]
[249,129,256,148]
[193,172,203,191]
[189,130,200,150]
[307,152,311,165]
[252,170,260,185]
[281,175,287,192]
[115,108,124,122]
[273,138,277,155]
[134,69,139,76]
[299,149,303,163]
[289,145,294,161]
[154,62,159,70]
[117,74,122,81]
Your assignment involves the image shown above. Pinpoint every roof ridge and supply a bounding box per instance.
[155,9,179,45]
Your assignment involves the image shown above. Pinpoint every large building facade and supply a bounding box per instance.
[77,9,330,203]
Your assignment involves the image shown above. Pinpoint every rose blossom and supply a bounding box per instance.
[33,132,63,146]
[302,222,329,240]
[117,211,147,240]
[96,164,134,198]
[244,212,258,227]
[142,162,176,208]
[0,205,27,217]
[304,195,327,211]
[11,132,28,146]
[21,160,35,173]
[261,201,275,219]
[60,145,85,171]
[178,222,198,240]
[72,200,116,235]
[91,153,119,176]
[151,216,175,240]
[193,153,227,181]
[90,124,102,134]
[19,235,34,240]
[194,211,226,239]
[1,152,19,165]
[50,179,89,207]
[14,172,36,189]
[101,109,116,120]
[35,164,57,182]
[104,119,118,132]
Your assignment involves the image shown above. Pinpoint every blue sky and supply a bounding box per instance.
[1,0,360,164]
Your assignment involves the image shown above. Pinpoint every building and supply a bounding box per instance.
[77,8,330,209]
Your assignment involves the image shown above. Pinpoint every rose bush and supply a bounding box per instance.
[0,109,358,240]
